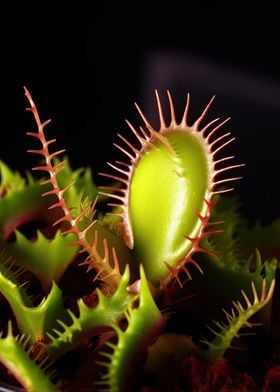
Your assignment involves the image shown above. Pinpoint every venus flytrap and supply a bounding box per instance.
[202,278,276,363]
[0,322,57,392]
[24,91,132,294]
[8,230,78,292]
[95,266,165,392]
[101,92,244,287]
[45,266,135,358]
[0,88,278,391]
[0,253,69,343]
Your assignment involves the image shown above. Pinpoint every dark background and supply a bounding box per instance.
[2,2,280,223]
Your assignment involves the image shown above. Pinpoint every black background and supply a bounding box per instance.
[2,2,280,223]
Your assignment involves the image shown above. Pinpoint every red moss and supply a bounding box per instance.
[263,365,280,392]
[183,356,258,392]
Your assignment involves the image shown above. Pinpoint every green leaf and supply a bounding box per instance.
[202,278,276,362]
[96,265,165,391]
[173,249,277,331]
[0,264,68,342]
[46,265,135,357]
[7,230,79,291]
[0,183,51,240]
[0,322,57,392]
